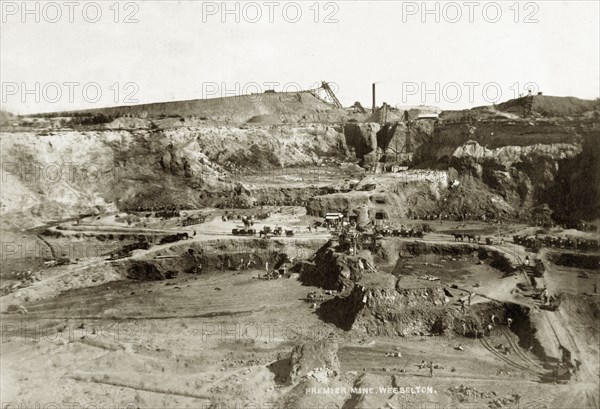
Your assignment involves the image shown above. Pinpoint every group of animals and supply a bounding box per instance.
[379,228,425,238]
[452,233,481,243]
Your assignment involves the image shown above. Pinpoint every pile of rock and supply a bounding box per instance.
[447,385,496,402]
[288,338,340,383]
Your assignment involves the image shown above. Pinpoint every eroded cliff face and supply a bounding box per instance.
[544,132,600,222]
[299,240,375,291]
[345,283,451,336]
[318,279,506,337]
[2,95,597,227]
[342,122,380,167]
[343,119,436,167]
[450,141,583,215]
[0,124,347,226]
[413,110,599,222]
[0,131,120,227]
[305,178,444,219]
[0,118,438,227]
[376,119,435,162]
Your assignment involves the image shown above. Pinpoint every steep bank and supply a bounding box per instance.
[115,237,327,278]
[0,125,348,226]
[412,96,599,223]
[318,282,506,336]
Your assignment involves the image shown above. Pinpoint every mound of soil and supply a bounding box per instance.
[547,251,600,270]
[299,240,375,291]
[289,338,340,382]
[126,260,175,281]
[497,95,600,118]
[106,117,150,129]
[48,91,345,124]
[318,282,507,336]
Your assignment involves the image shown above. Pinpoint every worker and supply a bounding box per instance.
[574,359,581,373]
[491,314,497,326]
[487,324,493,335]
[507,317,513,328]
[461,321,467,336]
[468,293,473,306]
[460,299,465,313]
[542,289,549,305]
[429,361,434,378]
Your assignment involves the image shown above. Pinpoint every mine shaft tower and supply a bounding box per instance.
[320,81,342,108]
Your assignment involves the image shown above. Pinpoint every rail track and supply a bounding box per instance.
[497,327,545,373]
[479,336,539,374]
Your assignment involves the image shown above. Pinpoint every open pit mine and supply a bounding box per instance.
[1,85,599,409]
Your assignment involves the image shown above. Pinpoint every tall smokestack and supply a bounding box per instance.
[372,83,376,113]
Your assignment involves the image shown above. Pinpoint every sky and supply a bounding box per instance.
[1,0,599,114]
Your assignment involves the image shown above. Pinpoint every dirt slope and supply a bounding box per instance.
[0,125,348,226]
[413,96,599,223]
[36,91,348,125]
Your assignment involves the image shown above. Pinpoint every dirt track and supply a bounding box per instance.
[2,211,598,408]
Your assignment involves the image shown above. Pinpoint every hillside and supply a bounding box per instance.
[2,94,598,227]
[0,124,354,227]
[33,91,349,125]
[497,95,600,117]
[0,109,17,126]
[413,96,600,223]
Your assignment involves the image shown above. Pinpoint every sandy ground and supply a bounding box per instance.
[1,215,598,409]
